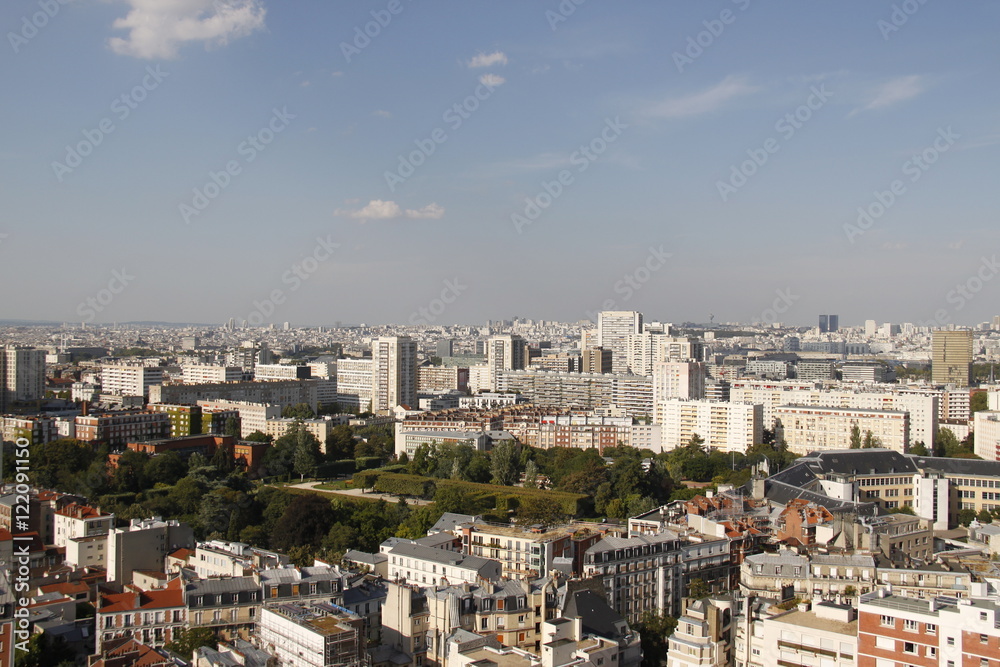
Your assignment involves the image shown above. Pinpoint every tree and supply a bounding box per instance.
[223,416,240,437]
[270,494,336,551]
[862,430,881,449]
[958,508,977,526]
[282,402,315,419]
[293,428,320,480]
[909,441,928,456]
[978,508,993,524]
[164,627,217,659]
[244,430,273,443]
[515,495,565,526]
[635,610,678,667]
[971,391,989,414]
[688,578,710,599]
[145,451,188,486]
[13,632,75,667]
[849,424,862,449]
[490,441,522,486]
[523,460,540,489]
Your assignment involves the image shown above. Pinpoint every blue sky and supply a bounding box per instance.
[2,0,999,328]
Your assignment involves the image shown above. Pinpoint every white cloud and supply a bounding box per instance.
[373,109,392,119]
[643,76,759,119]
[108,0,266,60]
[404,203,444,219]
[863,75,925,111]
[335,200,444,221]
[468,51,507,68]
[479,73,506,88]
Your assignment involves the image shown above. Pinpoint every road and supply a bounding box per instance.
[284,480,433,506]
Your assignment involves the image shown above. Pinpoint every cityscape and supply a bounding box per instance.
[3,1,1000,667]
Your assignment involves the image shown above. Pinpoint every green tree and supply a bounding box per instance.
[958,508,977,526]
[270,494,336,551]
[849,424,862,449]
[971,391,989,414]
[244,430,273,443]
[164,627,217,659]
[490,440,522,486]
[862,430,881,449]
[688,578,710,599]
[523,460,540,489]
[635,610,678,667]
[909,441,928,456]
[978,508,993,524]
[223,416,240,437]
[282,402,316,419]
[13,632,75,667]
[145,451,187,485]
[515,495,565,526]
[293,427,320,480]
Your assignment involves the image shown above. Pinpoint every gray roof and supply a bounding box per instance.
[390,542,497,575]
[415,533,459,548]
[429,512,479,535]
[586,530,679,555]
[800,449,918,476]
[344,550,387,565]
[909,455,1000,477]
[260,566,343,584]
[185,576,259,595]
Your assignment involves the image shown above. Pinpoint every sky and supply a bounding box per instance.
[1,0,999,328]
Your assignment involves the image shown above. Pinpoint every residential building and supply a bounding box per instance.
[755,600,857,667]
[1,345,46,407]
[666,596,736,667]
[196,400,281,438]
[597,311,643,375]
[655,400,762,453]
[181,364,244,384]
[653,361,707,403]
[96,578,186,653]
[74,411,171,446]
[582,347,613,374]
[100,363,165,397]
[372,336,418,414]
[106,517,195,585]
[417,365,469,393]
[258,601,366,667]
[487,335,528,390]
[775,405,909,454]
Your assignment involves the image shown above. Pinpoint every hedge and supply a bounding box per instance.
[355,456,384,471]
[349,470,586,516]
[316,459,356,478]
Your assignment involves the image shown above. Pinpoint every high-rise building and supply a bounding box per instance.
[932,330,973,386]
[1,345,46,408]
[865,319,878,337]
[828,314,839,332]
[486,335,527,389]
[583,347,613,374]
[652,361,706,403]
[100,363,165,398]
[435,339,454,358]
[597,311,643,374]
[371,336,417,414]
[818,314,829,333]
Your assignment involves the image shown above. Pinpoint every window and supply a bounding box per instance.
[904,619,918,632]
[925,623,936,635]
[903,642,916,655]
[880,615,894,627]
[982,634,990,645]
[981,659,988,667]
[947,637,955,646]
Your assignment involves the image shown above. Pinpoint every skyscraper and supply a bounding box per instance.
[828,315,839,332]
[818,315,829,333]
[597,311,643,374]
[932,330,973,386]
[371,336,417,414]
[436,339,454,358]
[864,320,877,337]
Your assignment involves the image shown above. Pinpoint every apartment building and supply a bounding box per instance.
[107,517,195,585]
[336,357,374,412]
[184,576,261,642]
[461,522,607,580]
[417,365,469,392]
[53,502,113,549]
[775,405,909,454]
[1,345,46,408]
[151,378,329,413]
[754,601,857,667]
[181,364,244,384]
[932,329,973,386]
[653,361,708,403]
[96,578,186,653]
[74,411,171,446]
[197,400,281,438]
[597,311,642,375]
[497,369,653,418]
[258,602,366,667]
[372,336,418,414]
[387,541,501,586]
[740,551,878,600]
[655,399,762,453]
[583,531,731,621]
[487,335,528,390]
[666,596,735,667]
[254,363,311,381]
[100,363,165,397]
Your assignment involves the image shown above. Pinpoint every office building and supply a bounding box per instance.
[486,335,527,390]
[932,330,973,386]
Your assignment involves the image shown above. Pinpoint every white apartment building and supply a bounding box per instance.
[54,503,114,549]
[776,405,909,454]
[625,332,665,376]
[747,601,858,667]
[731,381,938,447]
[386,542,501,586]
[335,358,373,412]
[372,337,417,414]
[255,364,311,381]
[468,364,492,394]
[653,361,707,403]
[258,603,365,667]
[181,364,243,384]
[597,311,643,374]
[100,363,165,397]
[2,345,46,404]
[974,411,1000,461]
[197,400,281,438]
[655,399,762,453]
[264,416,346,449]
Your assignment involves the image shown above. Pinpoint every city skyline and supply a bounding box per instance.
[2,2,999,327]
